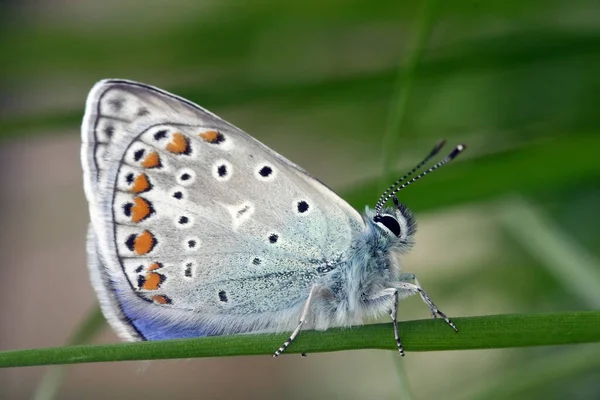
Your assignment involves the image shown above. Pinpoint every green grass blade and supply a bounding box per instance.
[462,345,600,400]
[381,0,437,187]
[31,307,105,400]
[345,134,600,212]
[497,197,600,308]
[392,354,414,400]
[1,312,599,368]
[383,2,438,396]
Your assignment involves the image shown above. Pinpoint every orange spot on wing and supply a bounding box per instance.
[131,174,151,193]
[142,272,164,290]
[152,295,171,304]
[134,230,156,255]
[141,152,161,168]
[131,197,153,223]
[166,132,190,154]
[147,262,161,271]
[200,130,219,143]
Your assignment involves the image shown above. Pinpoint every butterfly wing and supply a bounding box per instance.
[82,79,365,340]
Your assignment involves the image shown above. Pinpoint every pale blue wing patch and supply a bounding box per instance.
[106,124,351,302]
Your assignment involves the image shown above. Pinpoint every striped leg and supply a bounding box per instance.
[399,273,434,319]
[396,281,458,332]
[369,288,404,356]
[273,285,318,357]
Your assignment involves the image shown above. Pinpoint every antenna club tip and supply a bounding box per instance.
[448,143,467,159]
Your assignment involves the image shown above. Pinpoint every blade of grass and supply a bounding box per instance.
[391,354,413,400]
[382,1,438,396]
[497,196,600,308]
[380,0,437,189]
[459,345,600,400]
[1,311,599,368]
[31,307,105,400]
[3,30,600,140]
[345,134,600,212]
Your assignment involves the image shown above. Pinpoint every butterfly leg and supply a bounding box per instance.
[399,273,433,319]
[273,285,318,357]
[395,280,458,332]
[369,288,404,356]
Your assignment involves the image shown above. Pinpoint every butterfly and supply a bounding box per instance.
[81,79,464,357]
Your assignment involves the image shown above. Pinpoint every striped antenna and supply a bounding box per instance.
[375,140,447,212]
[375,144,467,214]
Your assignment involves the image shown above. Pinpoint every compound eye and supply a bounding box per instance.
[373,214,401,237]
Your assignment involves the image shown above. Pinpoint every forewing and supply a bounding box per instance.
[82,80,364,339]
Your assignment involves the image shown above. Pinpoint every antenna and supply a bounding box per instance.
[375,140,447,211]
[375,143,466,214]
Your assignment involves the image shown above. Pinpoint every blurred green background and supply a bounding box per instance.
[1,0,599,399]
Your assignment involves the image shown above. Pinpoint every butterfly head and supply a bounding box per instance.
[373,201,415,242]
[372,141,466,240]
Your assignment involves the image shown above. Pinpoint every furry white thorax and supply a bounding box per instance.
[307,206,416,331]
